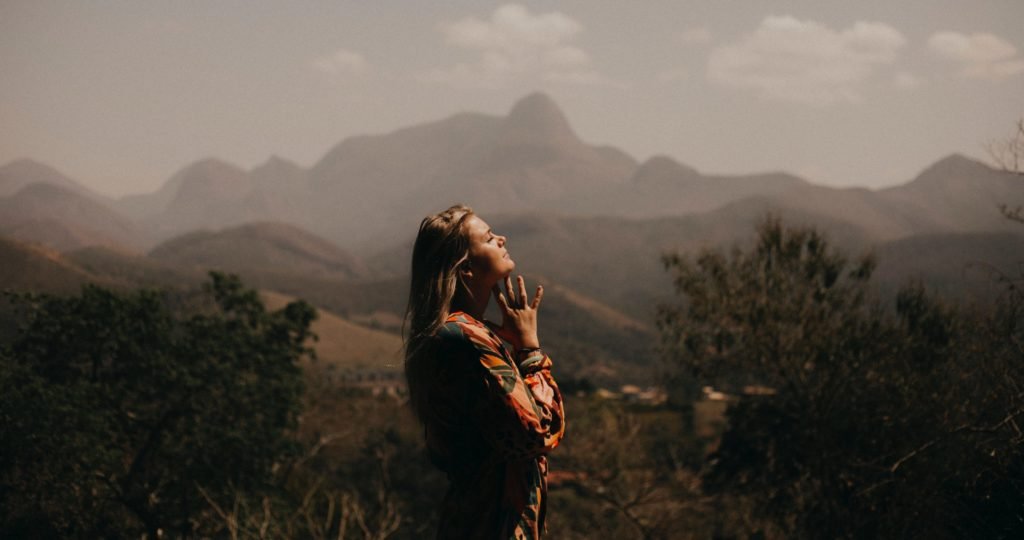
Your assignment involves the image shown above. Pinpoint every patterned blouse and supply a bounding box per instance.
[423,310,566,539]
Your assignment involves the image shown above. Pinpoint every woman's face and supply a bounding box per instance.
[462,215,514,285]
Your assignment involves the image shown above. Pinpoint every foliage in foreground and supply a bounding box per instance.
[0,273,315,538]
[658,217,1024,538]
[4,216,1023,539]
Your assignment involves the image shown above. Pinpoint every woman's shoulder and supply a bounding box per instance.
[439,311,504,354]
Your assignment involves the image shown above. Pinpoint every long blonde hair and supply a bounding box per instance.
[404,204,474,422]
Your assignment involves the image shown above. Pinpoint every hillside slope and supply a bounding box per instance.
[0,182,148,251]
[148,222,369,279]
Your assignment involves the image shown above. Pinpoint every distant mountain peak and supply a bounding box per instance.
[3,157,52,170]
[908,153,996,188]
[251,155,304,183]
[12,180,80,200]
[177,157,247,177]
[163,157,251,209]
[0,158,92,198]
[257,155,299,170]
[169,158,249,191]
[509,92,563,118]
[0,158,70,182]
[149,220,368,279]
[632,155,700,185]
[500,92,578,146]
[932,153,988,170]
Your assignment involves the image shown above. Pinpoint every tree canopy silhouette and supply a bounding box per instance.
[0,272,316,538]
[658,217,1024,538]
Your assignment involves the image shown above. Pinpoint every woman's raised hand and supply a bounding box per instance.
[487,275,543,350]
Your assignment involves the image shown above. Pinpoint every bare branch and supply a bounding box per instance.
[890,440,937,473]
[987,117,1024,175]
[889,407,1024,474]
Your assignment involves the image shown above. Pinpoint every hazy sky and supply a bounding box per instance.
[2,1,1022,197]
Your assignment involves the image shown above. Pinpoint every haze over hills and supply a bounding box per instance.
[0,181,149,251]
[872,231,1024,301]
[0,159,107,200]
[0,232,661,385]
[877,154,1023,234]
[0,237,118,294]
[369,206,882,321]
[1,90,1021,382]
[301,92,640,245]
[260,289,404,376]
[3,91,1020,256]
[148,221,369,280]
[606,156,807,218]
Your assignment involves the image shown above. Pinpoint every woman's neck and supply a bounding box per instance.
[452,282,491,321]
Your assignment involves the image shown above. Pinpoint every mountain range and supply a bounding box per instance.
[1,92,1021,384]
[2,92,1020,253]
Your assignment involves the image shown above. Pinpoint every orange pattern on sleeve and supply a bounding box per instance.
[429,311,566,539]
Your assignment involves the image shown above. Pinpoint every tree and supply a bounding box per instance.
[987,117,1024,177]
[657,217,1024,538]
[988,116,1024,223]
[0,273,316,538]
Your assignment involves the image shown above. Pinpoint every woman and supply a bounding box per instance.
[404,204,566,539]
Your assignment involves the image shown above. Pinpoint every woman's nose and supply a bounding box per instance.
[498,235,507,246]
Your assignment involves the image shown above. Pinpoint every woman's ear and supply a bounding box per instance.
[459,260,473,280]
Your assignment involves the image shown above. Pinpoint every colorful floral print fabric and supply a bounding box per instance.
[425,311,566,539]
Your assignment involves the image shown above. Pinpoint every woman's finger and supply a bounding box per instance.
[531,284,544,310]
[505,276,516,307]
[517,275,528,307]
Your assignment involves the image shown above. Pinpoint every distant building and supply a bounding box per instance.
[742,384,776,396]
[620,384,668,406]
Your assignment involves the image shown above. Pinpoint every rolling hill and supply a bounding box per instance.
[148,221,369,279]
[261,290,403,376]
[0,159,105,200]
[0,182,148,251]
[2,91,1021,386]
[7,93,1021,259]
[873,231,1024,302]
[0,236,117,294]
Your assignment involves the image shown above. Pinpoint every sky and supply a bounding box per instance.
[1,1,1022,197]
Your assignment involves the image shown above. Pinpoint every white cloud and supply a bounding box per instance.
[445,3,581,49]
[426,3,610,87]
[708,16,907,106]
[311,49,367,76]
[678,27,713,45]
[928,31,1024,81]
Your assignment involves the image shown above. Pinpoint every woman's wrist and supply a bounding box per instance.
[516,346,545,370]
[518,336,540,350]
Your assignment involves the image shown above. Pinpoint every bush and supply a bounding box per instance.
[658,217,1024,538]
[0,273,315,538]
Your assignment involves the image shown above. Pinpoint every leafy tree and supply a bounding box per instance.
[0,272,315,538]
[657,217,1024,538]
